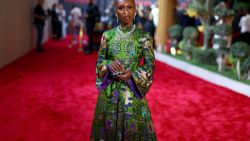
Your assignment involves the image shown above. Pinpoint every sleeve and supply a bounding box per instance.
[96,32,114,89]
[128,32,155,99]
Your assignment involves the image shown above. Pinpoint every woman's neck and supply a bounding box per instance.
[120,23,133,28]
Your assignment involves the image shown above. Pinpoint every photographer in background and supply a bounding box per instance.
[33,0,46,52]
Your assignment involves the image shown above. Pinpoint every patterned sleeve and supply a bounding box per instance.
[130,32,155,97]
[96,32,113,88]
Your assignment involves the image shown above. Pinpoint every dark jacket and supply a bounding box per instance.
[33,4,45,26]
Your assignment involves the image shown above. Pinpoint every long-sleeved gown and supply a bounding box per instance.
[91,24,157,141]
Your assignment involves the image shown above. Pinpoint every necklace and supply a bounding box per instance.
[117,25,136,38]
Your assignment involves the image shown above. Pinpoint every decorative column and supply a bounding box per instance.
[156,0,176,52]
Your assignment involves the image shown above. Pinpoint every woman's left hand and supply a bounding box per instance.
[117,69,132,81]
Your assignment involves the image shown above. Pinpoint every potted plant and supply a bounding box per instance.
[188,0,215,49]
[242,57,250,80]
[169,25,183,49]
[212,2,234,72]
[192,48,216,65]
[182,27,198,60]
[231,42,250,80]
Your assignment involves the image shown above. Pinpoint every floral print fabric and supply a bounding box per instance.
[91,25,156,141]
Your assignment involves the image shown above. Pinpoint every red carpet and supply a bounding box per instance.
[0,39,249,141]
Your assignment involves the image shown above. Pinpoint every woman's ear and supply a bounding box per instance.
[116,13,119,23]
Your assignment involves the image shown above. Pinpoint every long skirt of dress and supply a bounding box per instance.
[90,82,157,141]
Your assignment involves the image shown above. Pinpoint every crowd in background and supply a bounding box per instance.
[33,0,250,54]
[33,0,159,53]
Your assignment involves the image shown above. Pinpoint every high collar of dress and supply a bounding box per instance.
[118,24,135,32]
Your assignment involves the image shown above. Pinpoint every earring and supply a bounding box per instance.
[134,14,136,23]
[115,14,119,24]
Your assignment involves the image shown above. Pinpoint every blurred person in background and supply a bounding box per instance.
[84,0,100,54]
[143,6,156,48]
[51,3,60,39]
[135,4,146,29]
[234,9,250,45]
[239,10,250,34]
[33,0,46,52]
[68,5,82,48]
[151,2,159,27]
[106,1,118,28]
[56,4,66,39]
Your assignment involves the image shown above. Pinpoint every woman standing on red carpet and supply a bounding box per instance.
[91,0,156,140]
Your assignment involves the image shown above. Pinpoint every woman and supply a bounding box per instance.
[91,0,156,140]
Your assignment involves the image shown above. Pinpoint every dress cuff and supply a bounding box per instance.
[126,76,143,100]
[97,65,114,91]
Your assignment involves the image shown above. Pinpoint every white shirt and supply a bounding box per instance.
[70,7,82,27]
[151,6,159,27]
[56,8,66,22]
[239,14,250,33]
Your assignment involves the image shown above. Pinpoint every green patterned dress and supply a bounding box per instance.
[91,24,156,141]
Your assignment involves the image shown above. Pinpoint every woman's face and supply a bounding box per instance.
[116,0,136,27]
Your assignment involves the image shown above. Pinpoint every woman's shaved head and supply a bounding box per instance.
[115,0,136,27]
[116,0,135,6]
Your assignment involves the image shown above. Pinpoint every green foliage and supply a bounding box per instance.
[188,0,215,49]
[227,10,235,17]
[193,48,216,65]
[194,0,206,4]
[242,57,250,73]
[169,25,183,48]
[204,26,213,35]
[178,41,184,50]
[215,47,230,56]
[231,42,250,60]
[181,27,199,58]
[189,0,207,15]
[213,4,235,18]
[169,54,250,85]
[169,25,183,39]
[228,54,236,65]
[212,24,232,50]
[235,2,250,11]
[183,27,199,40]
[213,38,228,48]
[182,27,198,49]
[184,44,196,53]
[212,24,232,36]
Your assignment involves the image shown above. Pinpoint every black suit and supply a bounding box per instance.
[85,3,100,53]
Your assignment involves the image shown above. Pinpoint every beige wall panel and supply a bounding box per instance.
[156,0,176,51]
[0,0,8,68]
[0,0,32,68]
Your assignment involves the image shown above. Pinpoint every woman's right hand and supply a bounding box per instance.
[109,60,125,74]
